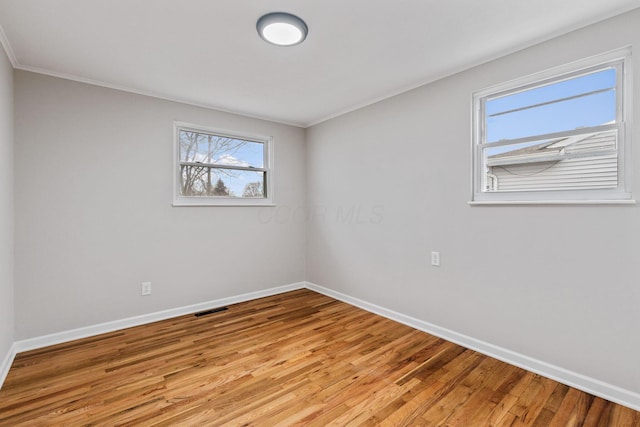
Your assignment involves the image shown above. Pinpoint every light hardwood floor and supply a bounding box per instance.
[0,289,638,426]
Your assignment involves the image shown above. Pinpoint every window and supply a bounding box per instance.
[173,122,273,206]
[472,48,633,204]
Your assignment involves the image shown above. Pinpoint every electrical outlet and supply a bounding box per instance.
[431,251,440,267]
[141,281,152,296]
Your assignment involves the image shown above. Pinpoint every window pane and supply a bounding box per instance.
[486,68,615,116]
[485,139,555,160]
[485,68,616,143]
[179,130,264,168]
[482,130,618,193]
[180,165,265,198]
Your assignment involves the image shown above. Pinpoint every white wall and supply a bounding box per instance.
[0,41,14,366]
[306,9,640,396]
[14,71,306,339]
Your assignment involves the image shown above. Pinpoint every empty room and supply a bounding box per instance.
[1,0,639,425]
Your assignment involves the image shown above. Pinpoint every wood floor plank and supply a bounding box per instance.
[531,382,571,427]
[549,387,594,427]
[0,289,637,426]
[583,397,612,427]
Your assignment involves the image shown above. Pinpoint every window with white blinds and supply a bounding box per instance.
[472,48,632,204]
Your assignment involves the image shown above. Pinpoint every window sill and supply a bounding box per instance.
[468,199,636,206]
[173,198,275,207]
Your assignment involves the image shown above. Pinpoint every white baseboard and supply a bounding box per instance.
[13,282,306,354]
[0,342,17,388]
[305,281,640,412]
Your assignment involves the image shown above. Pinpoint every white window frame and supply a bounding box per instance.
[173,121,275,206]
[471,47,634,205]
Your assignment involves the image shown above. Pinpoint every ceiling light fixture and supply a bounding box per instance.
[257,12,308,46]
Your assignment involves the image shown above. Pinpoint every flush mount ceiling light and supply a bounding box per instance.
[257,12,308,46]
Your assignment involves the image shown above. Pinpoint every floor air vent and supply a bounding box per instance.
[195,307,228,317]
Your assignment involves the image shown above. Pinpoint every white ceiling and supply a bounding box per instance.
[1,0,639,127]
